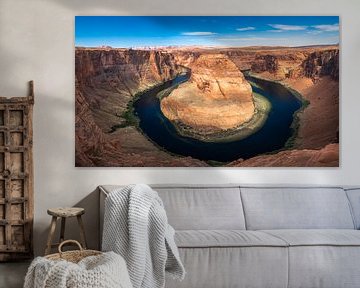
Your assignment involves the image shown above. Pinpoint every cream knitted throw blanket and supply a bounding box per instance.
[24,252,133,288]
[102,184,185,288]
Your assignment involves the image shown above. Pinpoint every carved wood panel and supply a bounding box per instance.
[0,82,34,261]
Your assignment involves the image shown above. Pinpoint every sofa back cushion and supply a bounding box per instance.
[153,186,246,230]
[345,188,360,229]
[240,187,355,230]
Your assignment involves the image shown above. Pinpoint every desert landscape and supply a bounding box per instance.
[75,16,339,167]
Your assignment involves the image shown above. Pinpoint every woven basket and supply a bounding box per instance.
[45,240,102,263]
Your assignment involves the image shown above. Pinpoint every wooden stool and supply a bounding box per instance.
[45,207,87,255]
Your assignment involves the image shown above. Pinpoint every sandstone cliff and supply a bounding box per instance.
[160,54,254,137]
[282,76,339,150]
[230,46,340,150]
[76,48,206,166]
[228,143,339,167]
[245,47,339,82]
[76,48,185,132]
[76,48,182,90]
[302,49,339,81]
[251,55,279,74]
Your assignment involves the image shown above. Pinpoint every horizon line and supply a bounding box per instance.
[75,43,339,49]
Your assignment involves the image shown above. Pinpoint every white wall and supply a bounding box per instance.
[0,0,359,256]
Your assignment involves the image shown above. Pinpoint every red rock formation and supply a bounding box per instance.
[160,54,254,136]
[283,76,339,149]
[76,48,182,89]
[222,46,339,84]
[302,49,339,81]
[251,55,279,73]
[228,143,339,167]
[75,48,206,167]
[75,48,185,132]
[228,46,339,151]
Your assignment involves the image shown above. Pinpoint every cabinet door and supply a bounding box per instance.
[0,103,33,261]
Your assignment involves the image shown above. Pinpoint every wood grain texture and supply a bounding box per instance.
[0,81,34,261]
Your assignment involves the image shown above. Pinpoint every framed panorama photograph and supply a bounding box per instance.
[75,16,339,167]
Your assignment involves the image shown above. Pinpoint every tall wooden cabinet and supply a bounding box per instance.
[0,81,34,261]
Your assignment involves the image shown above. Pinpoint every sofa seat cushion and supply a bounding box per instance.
[175,230,288,248]
[166,246,289,288]
[262,229,360,246]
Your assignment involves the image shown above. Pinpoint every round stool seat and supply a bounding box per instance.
[47,207,85,218]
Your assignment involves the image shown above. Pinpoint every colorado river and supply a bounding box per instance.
[133,73,303,163]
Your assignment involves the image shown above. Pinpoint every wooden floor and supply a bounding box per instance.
[0,261,30,288]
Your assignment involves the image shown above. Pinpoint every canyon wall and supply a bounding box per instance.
[229,143,339,167]
[302,49,339,81]
[265,49,339,151]
[76,48,185,132]
[251,55,279,74]
[76,48,206,166]
[228,46,340,151]
[226,46,339,81]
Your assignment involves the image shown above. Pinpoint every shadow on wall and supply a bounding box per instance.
[0,0,259,258]
[0,25,33,95]
[38,188,100,256]
[70,188,101,250]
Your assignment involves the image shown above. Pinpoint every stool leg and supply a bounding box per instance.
[60,217,66,243]
[77,215,87,249]
[45,216,57,255]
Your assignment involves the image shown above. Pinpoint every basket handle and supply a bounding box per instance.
[58,240,83,255]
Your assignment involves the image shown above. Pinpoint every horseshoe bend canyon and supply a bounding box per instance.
[160,54,257,141]
[75,45,339,167]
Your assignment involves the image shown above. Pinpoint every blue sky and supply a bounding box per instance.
[75,16,339,48]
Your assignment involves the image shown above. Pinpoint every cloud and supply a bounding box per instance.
[268,30,284,33]
[181,32,217,36]
[307,30,322,35]
[268,24,308,31]
[236,27,255,31]
[218,37,283,41]
[312,24,339,32]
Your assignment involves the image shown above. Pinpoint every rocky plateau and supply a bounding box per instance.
[160,54,254,138]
